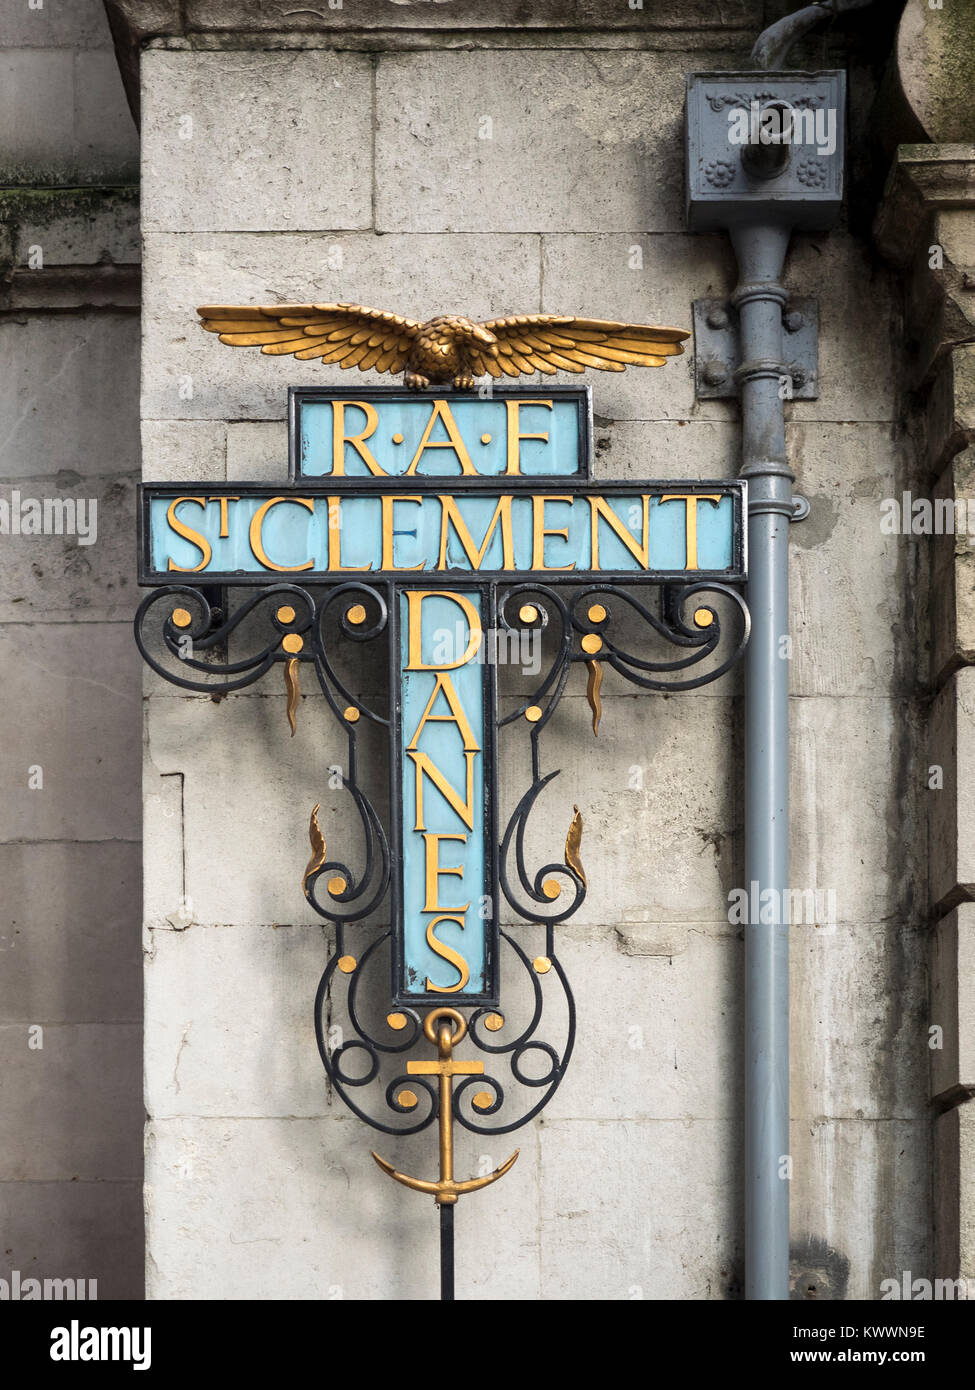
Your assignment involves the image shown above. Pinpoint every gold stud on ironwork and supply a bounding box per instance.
[581,633,602,655]
[519,603,539,624]
[337,955,357,974]
[386,1012,408,1031]
[542,879,562,900]
[328,875,347,896]
[484,1012,504,1032]
[171,608,192,628]
[346,603,366,625]
[533,956,552,975]
[693,607,714,628]
[343,705,360,723]
[276,605,296,624]
[472,1092,493,1111]
[587,603,607,623]
[397,1090,418,1110]
[525,705,542,723]
[282,633,303,654]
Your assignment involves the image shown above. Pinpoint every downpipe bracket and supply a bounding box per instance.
[693,296,819,400]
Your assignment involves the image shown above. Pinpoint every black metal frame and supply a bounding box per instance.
[137,478,748,587]
[133,384,750,1149]
[134,570,749,1139]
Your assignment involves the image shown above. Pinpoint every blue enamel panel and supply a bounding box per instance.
[399,589,487,998]
[298,395,583,477]
[147,491,736,577]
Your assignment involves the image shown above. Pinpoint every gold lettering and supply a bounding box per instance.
[422,832,470,912]
[248,496,314,572]
[166,496,212,573]
[437,494,514,570]
[504,399,552,475]
[381,494,424,570]
[658,494,723,570]
[531,495,575,571]
[207,495,239,539]
[405,590,482,669]
[405,400,475,475]
[408,749,477,830]
[589,494,650,570]
[327,495,370,572]
[331,401,386,476]
[424,915,471,994]
[406,673,481,752]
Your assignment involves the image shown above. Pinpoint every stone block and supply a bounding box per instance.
[145,1114,539,1299]
[377,51,688,235]
[0,1181,143,1301]
[0,471,139,624]
[791,697,919,926]
[933,1104,975,1282]
[540,1118,739,1299]
[0,312,140,480]
[0,623,142,843]
[141,419,226,482]
[791,1118,930,1299]
[141,51,373,233]
[0,841,142,1024]
[929,668,975,909]
[931,904,975,1099]
[0,1023,142,1181]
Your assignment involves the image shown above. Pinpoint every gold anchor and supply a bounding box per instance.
[371,1007,519,1204]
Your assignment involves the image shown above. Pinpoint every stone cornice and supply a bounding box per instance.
[874,145,975,268]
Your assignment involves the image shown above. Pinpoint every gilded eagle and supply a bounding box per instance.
[197,303,689,390]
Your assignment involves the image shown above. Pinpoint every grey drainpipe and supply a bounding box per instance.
[686,2,858,1298]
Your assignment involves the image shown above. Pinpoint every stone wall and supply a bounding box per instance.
[0,0,143,1300]
[123,0,928,1300]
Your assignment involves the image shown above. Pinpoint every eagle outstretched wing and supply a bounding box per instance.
[196,302,421,373]
[467,315,689,378]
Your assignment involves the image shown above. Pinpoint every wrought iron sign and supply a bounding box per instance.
[135,323,750,1299]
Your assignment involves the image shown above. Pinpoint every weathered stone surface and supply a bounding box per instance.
[4,187,140,268]
[0,471,138,624]
[0,49,137,185]
[142,51,373,233]
[226,421,288,480]
[791,922,927,1121]
[141,419,226,482]
[377,51,690,235]
[540,1118,740,1299]
[931,905,975,1101]
[933,1105,975,1281]
[124,0,763,37]
[930,668,975,910]
[787,234,897,426]
[790,1118,931,1300]
[0,1180,143,1300]
[0,624,142,844]
[0,312,140,480]
[141,231,541,419]
[0,1024,142,1180]
[791,697,920,928]
[930,446,975,686]
[145,1114,540,1300]
[0,0,115,48]
[897,1,975,145]
[0,841,141,1024]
